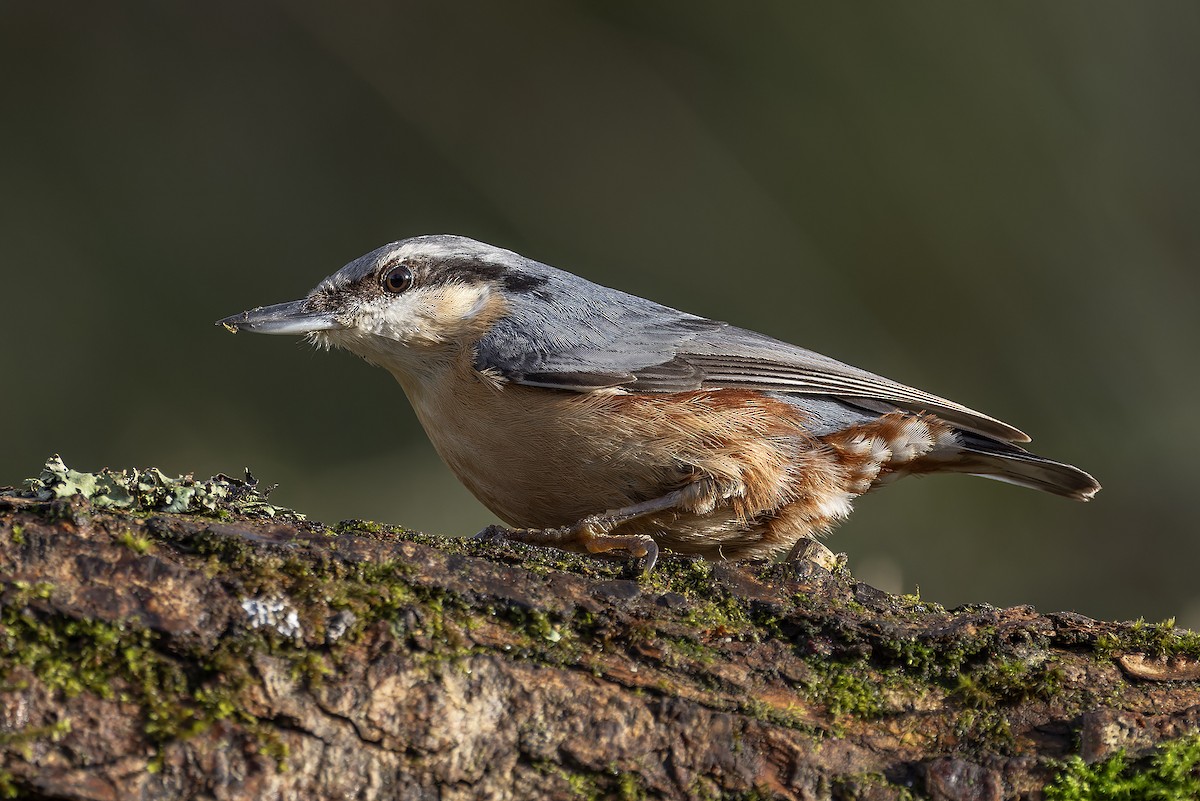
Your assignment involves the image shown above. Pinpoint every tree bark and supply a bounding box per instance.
[1,482,1199,800]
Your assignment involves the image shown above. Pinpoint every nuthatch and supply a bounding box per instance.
[218,235,1099,569]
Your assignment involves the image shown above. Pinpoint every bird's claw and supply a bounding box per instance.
[471,522,659,574]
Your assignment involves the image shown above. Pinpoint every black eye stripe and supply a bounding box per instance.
[373,256,551,295]
[382,264,414,294]
[421,257,551,294]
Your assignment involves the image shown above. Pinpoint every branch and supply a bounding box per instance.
[1,461,1198,800]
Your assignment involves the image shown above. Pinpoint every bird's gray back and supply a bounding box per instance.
[332,236,1026,443]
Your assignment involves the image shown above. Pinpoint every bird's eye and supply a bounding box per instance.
[382,264,414,294]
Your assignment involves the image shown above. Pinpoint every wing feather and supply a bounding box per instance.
[472,263,1029,442]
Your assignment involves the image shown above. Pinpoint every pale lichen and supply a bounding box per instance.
[9,455,302,520]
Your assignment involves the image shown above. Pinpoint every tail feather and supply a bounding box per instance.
[952,432,1100,501]
[779,395,1101,501]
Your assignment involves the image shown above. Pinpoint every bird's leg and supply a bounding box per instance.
[478,487,715,572]
[478,476,751,571]
[492,503,670,571]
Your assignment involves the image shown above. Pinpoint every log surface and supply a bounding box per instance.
[1,485,1199,800]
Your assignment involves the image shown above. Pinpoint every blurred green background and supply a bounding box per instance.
[2,2,1197,625]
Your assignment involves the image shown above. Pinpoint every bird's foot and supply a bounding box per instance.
[473,518,659,574]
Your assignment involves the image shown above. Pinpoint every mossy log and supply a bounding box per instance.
[2,483,1200,800]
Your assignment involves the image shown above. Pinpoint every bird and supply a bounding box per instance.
[217,235,1099,570]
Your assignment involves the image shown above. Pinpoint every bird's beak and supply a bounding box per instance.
[216,300,343,335]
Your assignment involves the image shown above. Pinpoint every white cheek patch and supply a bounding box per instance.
[358,293,426,342]
[345,283,494,349]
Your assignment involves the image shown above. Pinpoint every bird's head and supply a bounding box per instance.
[217,235,548,378]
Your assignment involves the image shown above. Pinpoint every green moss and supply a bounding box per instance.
[0,718,71,757]
[2,603,222,732]
[534,760,603,800]
[641,559,760,637]
[1045,733,1200,800]
[615,771,645,801]
[951,673,995,710]
[117,530,155,555]
[0,587,294,770]
[747,657,888,737]
[338,519,387,535]
[939,658,1062,751]
[879,626,1001,683]
[646,557,714,594]
[1094,618,1200,661]
[8,525,22,546]
[656,634,719,668]
[532,761,649,801]
[163,515,597,671]
[9,581,54,602]
[817,667,883,718]
[877,636,944,677]
[949,658,1060,711]
[954,707,1012,747]
[740,697,818,734]
[983,658,1063,705]
[566,773,601,800]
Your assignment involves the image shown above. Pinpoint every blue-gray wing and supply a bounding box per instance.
[473,267,1028,442]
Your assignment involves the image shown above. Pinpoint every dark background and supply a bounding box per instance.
[2,2,1197,625]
